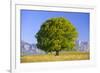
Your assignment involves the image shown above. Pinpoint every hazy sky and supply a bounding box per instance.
[21,10,90,44]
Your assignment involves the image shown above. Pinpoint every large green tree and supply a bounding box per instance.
[36,17,78,56]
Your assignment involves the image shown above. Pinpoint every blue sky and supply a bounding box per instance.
[21,10,90,44]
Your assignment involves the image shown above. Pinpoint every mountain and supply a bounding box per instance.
[75,40,89,52]
[21,41,46,56]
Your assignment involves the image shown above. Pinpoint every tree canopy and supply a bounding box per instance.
[36,17,78,56]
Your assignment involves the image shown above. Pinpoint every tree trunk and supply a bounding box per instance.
[55,51,59,56]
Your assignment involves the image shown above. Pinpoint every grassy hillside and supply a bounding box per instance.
[21,52,89,63]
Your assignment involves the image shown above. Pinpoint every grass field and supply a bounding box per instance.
[21,52,90,63]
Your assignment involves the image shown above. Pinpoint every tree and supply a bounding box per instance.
[35,17,78,56]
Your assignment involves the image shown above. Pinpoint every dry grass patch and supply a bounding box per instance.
[21,52,89,63]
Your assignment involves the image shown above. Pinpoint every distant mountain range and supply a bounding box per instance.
[21,41,46,56]
[21,40,89,56]
[75,40,89,52]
